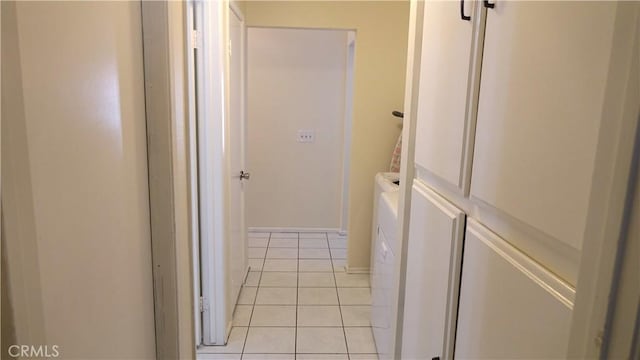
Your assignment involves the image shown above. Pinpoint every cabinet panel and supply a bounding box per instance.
[470,1,618,250]
[455,220,574,359]
[414,0,476,190]
[401,180,465,360]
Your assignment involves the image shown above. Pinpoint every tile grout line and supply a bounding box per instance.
[240,232,366,359]
[329,232,352,360]
[240,232,271,358]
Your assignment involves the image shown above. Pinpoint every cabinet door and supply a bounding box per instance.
[401,180,465,360]
[470,1,618,281]
[414,0,479,191]
[455,220,574,358]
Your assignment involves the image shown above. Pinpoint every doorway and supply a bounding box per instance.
[190,4,359,350]
[246,27,356,235]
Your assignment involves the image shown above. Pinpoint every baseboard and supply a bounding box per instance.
[346,266,370,274]
[249,226,341,233]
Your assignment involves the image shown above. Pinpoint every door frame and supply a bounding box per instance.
[185,0,201,348]
[566,3,640,357]
[140,1,197,358]
[339,31,356,234]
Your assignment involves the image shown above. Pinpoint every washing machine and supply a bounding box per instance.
[371,172,400,284]
[371,190,399,359]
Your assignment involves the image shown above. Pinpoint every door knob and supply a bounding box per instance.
[240,171,250,180]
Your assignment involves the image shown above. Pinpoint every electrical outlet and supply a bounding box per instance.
[297,130,315,143]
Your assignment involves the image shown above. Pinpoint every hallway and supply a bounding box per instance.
[199,232,378,359]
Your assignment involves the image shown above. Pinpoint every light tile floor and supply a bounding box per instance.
[199,231,378,360]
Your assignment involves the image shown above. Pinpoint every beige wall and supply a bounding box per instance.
[1,231,17,358]
[247,27,349,229]
[244,1,410,269]
[2,1,155,358]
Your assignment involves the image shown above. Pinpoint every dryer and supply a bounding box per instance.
[371,172,399,284]
[371,190,399,359]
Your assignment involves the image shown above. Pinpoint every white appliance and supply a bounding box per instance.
[371,172,400,284]
[371,190,399,359]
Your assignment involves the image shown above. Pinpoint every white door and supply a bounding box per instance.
[402,1,638,358]
[228,3,248,310]
[414,0,479,192]
[470,1,619,283]
[194,0,247,345]
[455,220,574,358]
[401,181,465,360]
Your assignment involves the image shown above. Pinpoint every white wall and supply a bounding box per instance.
[247,27,348,229]
[2,2,156,358]
[244,2,409,269]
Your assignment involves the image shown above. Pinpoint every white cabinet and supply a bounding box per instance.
[455,220,574,358]
[401,181,465,360]
[400,1,635,359]
[470,1,619,281]
[414,0,480,192]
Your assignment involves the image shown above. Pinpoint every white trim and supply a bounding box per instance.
[602,115,640,358]
[249,227,342,234]
[229,1,244,22]
[165,1,198,357]
[185,0,201,348]
[568,2,640,357]
[339,31,356,234]
[393,1,424,358]
[459,0,485,196]
[470,219,575,307]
